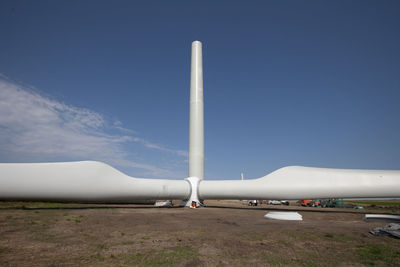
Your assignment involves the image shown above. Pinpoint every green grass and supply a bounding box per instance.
[66,215,83,223]
[238,231,264,241]
[259,252,291,266]
[356,243,400,266]
[90,253,105,262]
[125,247,198,266]
[27,221,60,243]
[120,241,135,245]
[259,251,321,266]
[335,233,353,242]
[283,231,302,239]
[345,200,400,207]
[295,258,319,267]
[323,232,352,241]
[95,244,107,250]
[74,216,83,223]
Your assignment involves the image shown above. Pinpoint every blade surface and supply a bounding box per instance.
[0,161,190,202]
[199,166,400,200]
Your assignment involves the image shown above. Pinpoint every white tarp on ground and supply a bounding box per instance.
[264,212,303,221]
[370,223,400,239]
[364,214,400,222]
[154,200,173,207]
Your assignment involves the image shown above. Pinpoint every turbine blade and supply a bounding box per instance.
[0,161,190,202]
[198,166,400,199]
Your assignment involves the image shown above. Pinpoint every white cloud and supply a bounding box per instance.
[132,137,188,157]
[0,76,187,178]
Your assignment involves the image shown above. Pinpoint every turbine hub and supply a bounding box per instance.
[185,176,201,208]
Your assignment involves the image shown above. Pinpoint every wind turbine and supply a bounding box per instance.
[1,41,399,206]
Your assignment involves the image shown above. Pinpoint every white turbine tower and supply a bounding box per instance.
[185,41,204,207]
[0,41,400,204]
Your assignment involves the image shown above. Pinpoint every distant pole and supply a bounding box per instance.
[241,173,244,181]
[189,41,204,180]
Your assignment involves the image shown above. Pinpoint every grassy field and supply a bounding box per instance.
[0,201,89,209]
[1,200,400,266]
[344,199,400,207]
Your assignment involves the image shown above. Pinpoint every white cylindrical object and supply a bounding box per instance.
[189,41,204,180]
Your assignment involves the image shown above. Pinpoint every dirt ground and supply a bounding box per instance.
[1,200,399,266]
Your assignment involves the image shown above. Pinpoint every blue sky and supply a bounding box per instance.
[0,1,399,180]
